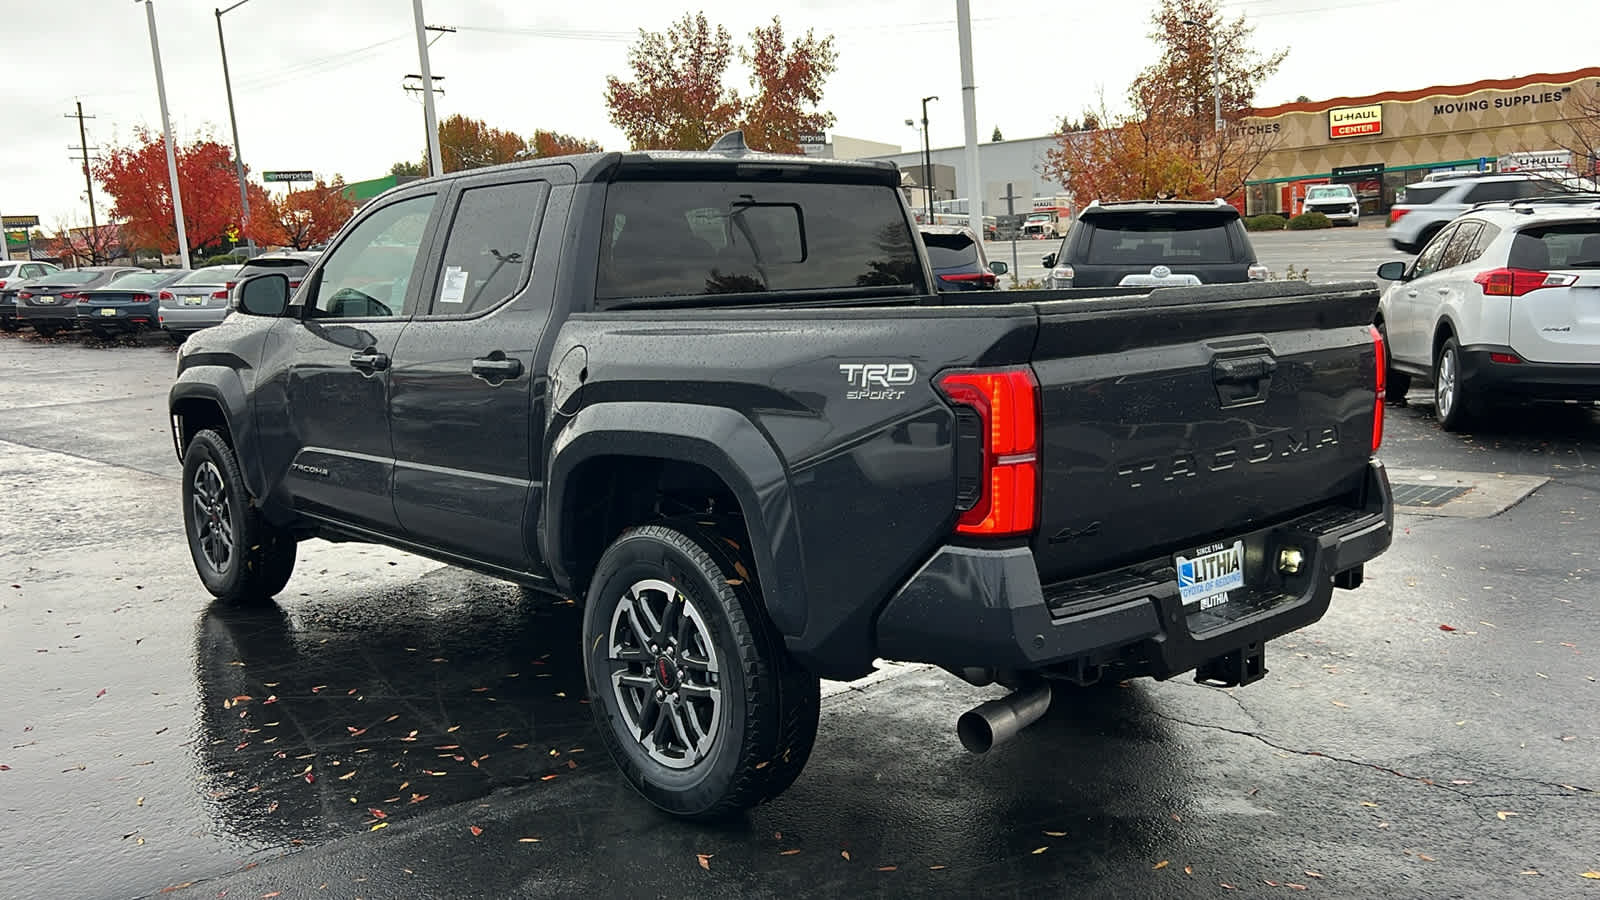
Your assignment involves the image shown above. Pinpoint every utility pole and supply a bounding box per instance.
[216,0,257,258]
[412,1,444,178]
[921,95,939,221]
[139,0,191,269]
[66,102,100,261]
[956,0,984,240]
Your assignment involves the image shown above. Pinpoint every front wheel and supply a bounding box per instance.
[181,429,298,603]
[583,523,820,819]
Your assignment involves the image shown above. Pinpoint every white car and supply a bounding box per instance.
[1385,173,1596,253]
[1301,184,1360,225]
[1375,194,1600,430]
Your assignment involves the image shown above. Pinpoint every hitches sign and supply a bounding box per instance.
[1329,104,1382,139]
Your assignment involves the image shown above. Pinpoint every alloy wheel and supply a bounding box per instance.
[1436,347,1457,419]
[191,460,234,573]
[605,578,723,769]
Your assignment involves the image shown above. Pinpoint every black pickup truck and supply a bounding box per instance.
[170,134,1393,819]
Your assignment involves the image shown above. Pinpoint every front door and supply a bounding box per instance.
[390,177,554,571]
[281,192,440,533]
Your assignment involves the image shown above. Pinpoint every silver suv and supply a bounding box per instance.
[1386,173,1594,253]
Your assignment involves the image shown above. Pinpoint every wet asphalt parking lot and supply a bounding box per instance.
[2,228,1596,899]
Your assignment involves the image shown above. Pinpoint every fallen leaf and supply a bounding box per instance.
[1520,869,1540,876]
[1220,883,1236,890]
[1288,884,1308,891]
[1031,847,1047,855]
[410,793,429,803]
[263,893,281,898]
[1449,779,1474,785]
[447,725,461,733]
[929,865,947,871]
[1360,802,1378,808]
[1305,871,1324,879]
[1153,860,1169,870]
[698,853,713,871]
[304,773,314,784]
[470,825,483,837]
[1496,811,1518,821]
[780,849,801,856]
[540,774,558,782]
[347,727,367,737]
[370,822,387,831]
[1043,831,1067,837]
[1418,854,1436,862]
[518,837,541,843]
[876,865,897,872]
[1331,700,1350,708]
[385,715,399,723]
[1184,865,1193,875]
[1265,880,1280,887]
[1581,871,1600,880]
[267,801,279,813]
[0,765,10,771]
[842,850,852,861]
[96,688,107,698]
[369,808,387,819]
[338,770,358,781]
[1439,624,1457,632]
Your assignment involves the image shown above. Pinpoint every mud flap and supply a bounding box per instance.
[1194,641,1267,688]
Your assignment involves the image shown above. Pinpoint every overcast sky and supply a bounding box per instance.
[3,0,1597,228]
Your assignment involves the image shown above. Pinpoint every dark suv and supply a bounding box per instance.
[1042,199,1267,288]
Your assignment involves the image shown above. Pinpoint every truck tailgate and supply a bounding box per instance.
[1026,282,1381,584]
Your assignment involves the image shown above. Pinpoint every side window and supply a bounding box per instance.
[1437,222,1482,271]
[310,194,436,319]
[21,264,41,277]
[1467,223,1501,264]
[1411,224,1457,278]
[431,181,545,316]
[1463,181,1522,204]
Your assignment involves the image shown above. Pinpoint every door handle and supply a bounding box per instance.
[1406,290,1419,298]
[1437,287,1450,295]
[349,349,390,373]
[471,354,523,381]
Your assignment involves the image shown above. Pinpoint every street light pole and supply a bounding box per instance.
[1182,18,1224,133]
[139,0,191,269]
[216,1,257,258]
[921,95,939,221]
[412,0,443,177]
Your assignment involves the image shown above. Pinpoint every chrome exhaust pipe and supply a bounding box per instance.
[957,682,1053,754]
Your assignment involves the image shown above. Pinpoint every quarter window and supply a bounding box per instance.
[310,194,436,319]
[432,181,546,315]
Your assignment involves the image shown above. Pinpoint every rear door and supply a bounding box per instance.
[1028,286,1379,584]
[389,175,554,570]
[1391,223,1458,365]
[1506,221,1600,364]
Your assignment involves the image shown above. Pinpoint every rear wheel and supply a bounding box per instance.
[167,331,188,345]
[1434,337,1479,432]
[181,429,297,604]
[0,319,17,333]
[583,523,819,819]
[33,323,60,338]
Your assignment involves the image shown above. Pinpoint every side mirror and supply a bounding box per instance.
[989,260,1009,276]
[235,273,290,317]
[1376,261,1408,282]
[1042,253,1057,269]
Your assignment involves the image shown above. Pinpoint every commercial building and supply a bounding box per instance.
[864,136,1067,220]
[1242,67,1600,216]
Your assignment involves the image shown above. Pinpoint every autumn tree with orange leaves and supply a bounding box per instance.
[430,114,603,173]
[244,179,356,250]
[94,128,244,255]
[605,12,838,153]
[1043,0,1285,203]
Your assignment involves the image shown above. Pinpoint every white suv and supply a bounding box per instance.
[1375,195,1600,430]
[1385,173,1594,253]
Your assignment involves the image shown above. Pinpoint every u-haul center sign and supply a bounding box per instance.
[1329,104,1382,139]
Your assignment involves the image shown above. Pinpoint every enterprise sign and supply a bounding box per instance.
[1329,104,1382,139]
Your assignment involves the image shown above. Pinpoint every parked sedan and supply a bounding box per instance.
[15,267,147,336]
[157,264,242,342]
[920,225,1007,290]
[0,261,64,331]
[76,269,190,338]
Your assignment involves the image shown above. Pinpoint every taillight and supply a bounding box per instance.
[159,290,176,301]
[937,368,1040,537]
[1369,324,1385,453]
[1473,267,1578,297]
[0,280,7,289]
[68,292,87,303]
[940,272,997,287]
[18,291,31,299]
[1388,208,1409,225]
[132,293,151,302]
[1247,264,1270,281]
[212,289,229,299]
[1050,264,1075,285]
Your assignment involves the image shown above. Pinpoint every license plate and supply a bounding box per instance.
[100,308,117,316]
[1176,540,1245,610]
[182,296,204,307]
[37,295,55,304]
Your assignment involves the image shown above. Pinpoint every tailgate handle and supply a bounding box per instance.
[1212,356,1277,383]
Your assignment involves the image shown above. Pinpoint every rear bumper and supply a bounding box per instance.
[159,306,230,333]
[875,459,1393,678]
[79,304,159,329]
[16,305,77,327]
[1461,344,1600,401]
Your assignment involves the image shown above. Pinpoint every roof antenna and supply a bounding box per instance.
[709,130,749,154]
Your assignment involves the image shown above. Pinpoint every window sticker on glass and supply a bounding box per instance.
[439,266,469,304]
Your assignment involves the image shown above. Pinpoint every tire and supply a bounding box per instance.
[1433,337,1478,432]
[583,522,820,819]
[181,429,297,604]
[33,323,59,338]
[167,331,188,345]
[0,319,17,333]
[1377,321,1411,402]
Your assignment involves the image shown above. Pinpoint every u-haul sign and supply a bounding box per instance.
[1329,104,1382,139]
